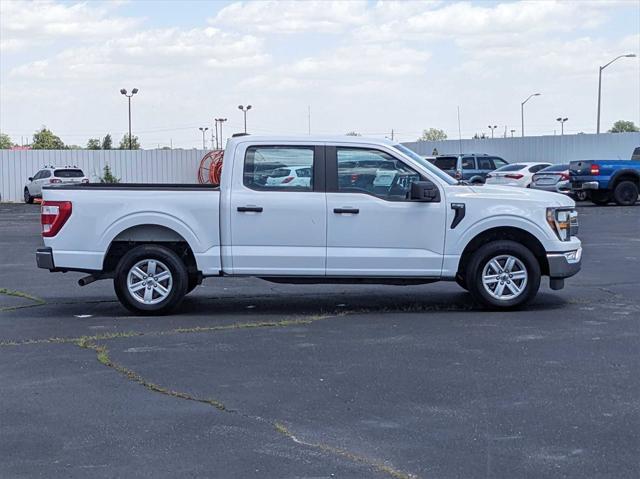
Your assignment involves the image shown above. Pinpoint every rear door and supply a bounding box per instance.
[229,144,327,275]
[326,146,446,277]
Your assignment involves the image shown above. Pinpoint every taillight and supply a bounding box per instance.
[41,201,72,237]
[282,176,294,184]
[590,164,600,175]
[559,173,570,181]
[50,178,62,184]
[505,174,524,180]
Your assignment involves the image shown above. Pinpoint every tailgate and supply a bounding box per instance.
[569,160,593,176]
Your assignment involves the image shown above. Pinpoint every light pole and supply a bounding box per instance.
[521,93,541,137]
[120,88,139,149]
[596,53,636,134]
[488,125,497,138]
[199,127,208,149]
[215,118,228,149]
[556,117,568,135]
[238,105,252,133]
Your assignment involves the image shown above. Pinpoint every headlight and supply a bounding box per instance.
[546,208,578,241]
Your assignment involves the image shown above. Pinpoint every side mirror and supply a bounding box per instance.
[410,180,440,202]
[28,177,33,181]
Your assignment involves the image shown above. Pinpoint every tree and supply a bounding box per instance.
[102,134,113,150]
[418,128,447,141]
[345,131,361,136]
[31,126,65,149]
[87,138,101,150]
[119,133,140,149]
[609,120,639,133]
[0,132,12,149]
[99,164,120,183]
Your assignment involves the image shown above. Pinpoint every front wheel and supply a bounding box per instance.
[465,240,541,309]
[114,245,188,315]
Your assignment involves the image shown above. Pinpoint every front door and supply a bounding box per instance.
[326,146,447,277]
[229,144,326,275]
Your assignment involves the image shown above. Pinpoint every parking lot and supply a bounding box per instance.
[1,202,639,478]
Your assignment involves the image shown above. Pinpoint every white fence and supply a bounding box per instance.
[0,149,206,202]
[1,132,639,202]
[403,132,640,164]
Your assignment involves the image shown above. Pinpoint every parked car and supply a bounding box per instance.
[36,136,581,314]
[24,166,88,203]
[570,158,640,206]
[431,154,509,183]
[265,166,312,188]
[530,164,588,201]
[485,162,551,188]
[631,147,640,161]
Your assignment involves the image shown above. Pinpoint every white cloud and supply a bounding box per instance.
[0,0,140,52]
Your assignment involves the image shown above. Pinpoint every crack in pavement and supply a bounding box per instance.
[0,288,46,312]
[0,313,419,478]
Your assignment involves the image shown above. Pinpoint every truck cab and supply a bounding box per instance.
[37,136,582,315]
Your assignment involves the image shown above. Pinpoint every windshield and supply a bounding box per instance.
[392,144,457,185]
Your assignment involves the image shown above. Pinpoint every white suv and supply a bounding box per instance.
[24,166,88,203]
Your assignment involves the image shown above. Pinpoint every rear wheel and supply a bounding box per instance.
[24,188,33,204]
[114,244,188,315]
[613,180,639,206]
[465,240,540,309]
[589,190,611,206]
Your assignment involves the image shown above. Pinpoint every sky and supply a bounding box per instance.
[0,0,639,149]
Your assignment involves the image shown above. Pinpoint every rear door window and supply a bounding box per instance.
[40,170,51,179]
[244,146,314,191]
[477,157,494,170]
[461,157,475,170]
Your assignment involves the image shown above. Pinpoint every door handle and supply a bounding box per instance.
[237,206,263,213]
[333,208,359,214]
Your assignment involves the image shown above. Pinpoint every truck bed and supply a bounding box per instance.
[41,183,222,275]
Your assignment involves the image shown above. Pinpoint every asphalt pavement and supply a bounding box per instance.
[1,202,639,478]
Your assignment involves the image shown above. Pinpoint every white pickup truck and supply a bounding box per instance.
[36,136,582,314]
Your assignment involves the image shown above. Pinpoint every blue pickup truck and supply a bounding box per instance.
[570,148,640,206]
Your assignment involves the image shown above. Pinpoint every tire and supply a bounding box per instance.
[573,190,588,202]
[465,240,541,309]
[186,273,201,295]
[613,180,639,206]
[113,244,188,315]
[589,190,611,206]
[455,273,468,291]
[24,188,33,204]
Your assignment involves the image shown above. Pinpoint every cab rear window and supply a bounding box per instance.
[54,169,84,178]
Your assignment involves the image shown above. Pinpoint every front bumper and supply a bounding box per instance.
[547,247,582,279]
[36,247,55,270]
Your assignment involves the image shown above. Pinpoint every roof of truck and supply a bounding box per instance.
[227,135,397,146]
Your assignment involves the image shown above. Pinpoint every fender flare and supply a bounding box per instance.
[99,211,202,257]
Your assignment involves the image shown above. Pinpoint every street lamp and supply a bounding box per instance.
[238,104,252,133]
[198,127,209,149]
[521,93,541,137]
[556,117,568,135]
[488,125,497,139]
[120,88,139,149]
[215,118,228,149]
[596,53,636,134]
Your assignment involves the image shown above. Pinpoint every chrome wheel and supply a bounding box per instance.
[127,259,173,305]
[481,255,528,301]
